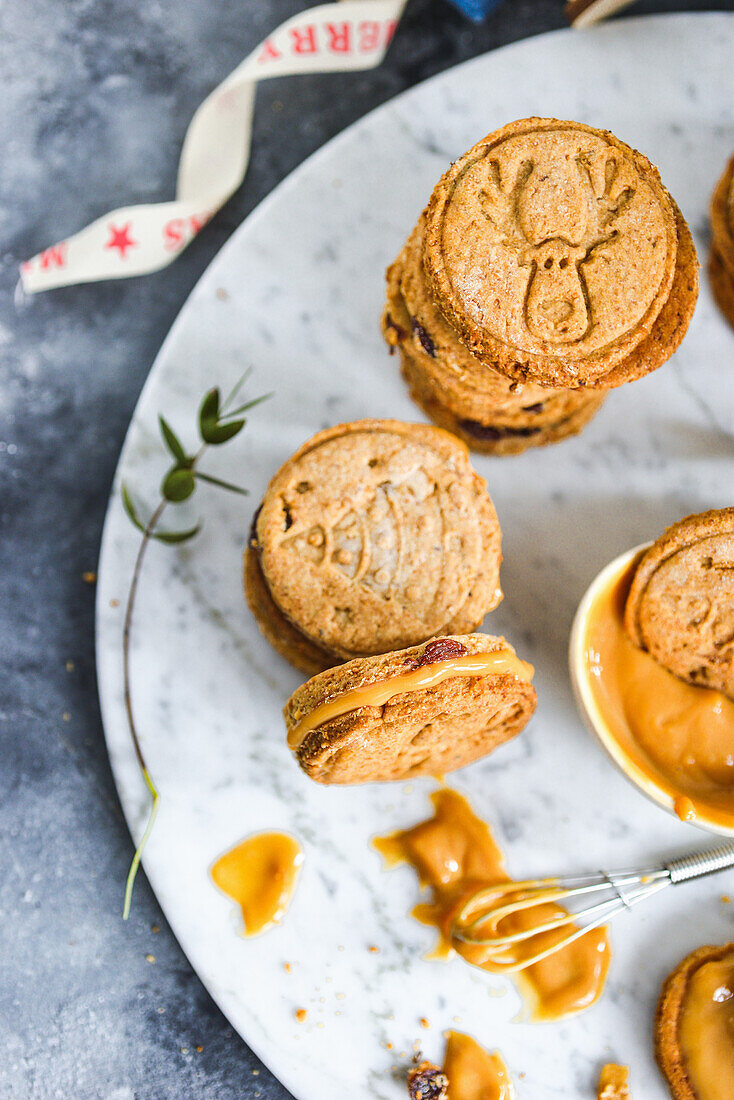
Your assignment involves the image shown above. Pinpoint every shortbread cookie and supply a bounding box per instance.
[655,942,734,1100]
[246,421,503,670]
[625,508,734,699]
[284,634,536,784]
[709,155,734,326]
[423,117,698,389]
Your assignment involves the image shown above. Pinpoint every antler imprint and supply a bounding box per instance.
[479,153,635,344]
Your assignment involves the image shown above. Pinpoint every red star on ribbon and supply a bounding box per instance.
[104,221,137,259]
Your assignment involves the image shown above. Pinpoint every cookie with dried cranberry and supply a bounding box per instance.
[246,420,503,672]
[423,117,697,389]
[398,344,606,455]
[625,508,734,699]
[382,219,606,454]
[284,634,536,784]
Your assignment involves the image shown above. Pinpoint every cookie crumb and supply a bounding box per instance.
[145,954,155,964]
[82,571,97,585]
[295,1008,307,1023]
[284,961,292,972]
[196,1046,203,1053]
[368,945,379,953]
[419,1017,430,1029]
[597,1063,630,1099]
[65,660,75,672]
[722,895,731,904]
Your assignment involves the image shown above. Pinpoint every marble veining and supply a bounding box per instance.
[97,16,734,1100]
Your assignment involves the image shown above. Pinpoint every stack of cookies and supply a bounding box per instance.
[709,154,734,327]
[383,117,699,454]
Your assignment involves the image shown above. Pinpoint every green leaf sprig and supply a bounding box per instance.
[121,371,270,919]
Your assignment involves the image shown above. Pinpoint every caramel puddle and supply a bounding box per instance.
[579,554,734,830]
[374,789,610,1021]
[442,1031,515,1100]
[211,831,303,935]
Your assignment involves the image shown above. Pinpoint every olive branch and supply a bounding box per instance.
[120,371,269,919]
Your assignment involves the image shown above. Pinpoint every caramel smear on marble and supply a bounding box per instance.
[580,555,734,830]
[442,1031,515,1100]
[679,955,734,1100]
[374,789,610,1021]
[211,831,303,936]
[597,1063,630,1099]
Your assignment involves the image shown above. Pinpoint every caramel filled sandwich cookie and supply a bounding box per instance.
[655,942,734,1100]
[422,117,698,390]
[246,420,503,674]
[284,634,536,784]
[625,508,734,699]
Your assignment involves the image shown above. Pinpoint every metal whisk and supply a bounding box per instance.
[451,842,734,971]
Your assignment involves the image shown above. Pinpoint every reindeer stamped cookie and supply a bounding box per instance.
[383,216,608,455]
[245,419,503,673]
[423,118,698,389]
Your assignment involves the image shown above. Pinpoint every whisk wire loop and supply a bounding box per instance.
[450,844,734,972]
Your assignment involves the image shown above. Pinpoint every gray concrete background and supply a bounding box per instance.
[0,1,727,1096]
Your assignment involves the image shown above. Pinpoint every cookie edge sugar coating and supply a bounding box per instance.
[284,633,537,784]
[244,544,340,676]
[654,942,734,1100]
[254,419,503,661]
[423,117,686,389]
[398,345,607,455]
[624,507,734,696]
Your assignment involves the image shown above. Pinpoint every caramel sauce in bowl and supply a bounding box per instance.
[570,545,734,836]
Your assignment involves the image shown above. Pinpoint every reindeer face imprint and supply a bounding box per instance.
[478,153,635,345]
[433,124,676,364]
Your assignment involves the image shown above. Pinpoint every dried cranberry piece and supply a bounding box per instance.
[249,503,263,548]
[385,312,407,342]
[409,638,468,670]
[458,418,543,440]
[521,402,545,414]
[411,318,437,358]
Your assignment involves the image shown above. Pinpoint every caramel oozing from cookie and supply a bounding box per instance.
[374,789,610,1022]
[287,649,533,749]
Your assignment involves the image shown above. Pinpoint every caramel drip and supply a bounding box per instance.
[288,649,534,749]
[678,955,734,1100]
[579,556,734,829]
[374,789,610,1021]
[210,832,303,936]
[442,1031,515,1100]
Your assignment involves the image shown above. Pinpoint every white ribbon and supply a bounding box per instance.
[20,0,406,294]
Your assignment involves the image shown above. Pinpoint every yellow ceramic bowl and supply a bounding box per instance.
[569,544,734,838]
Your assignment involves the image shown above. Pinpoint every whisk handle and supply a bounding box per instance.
[666,843,734,885]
